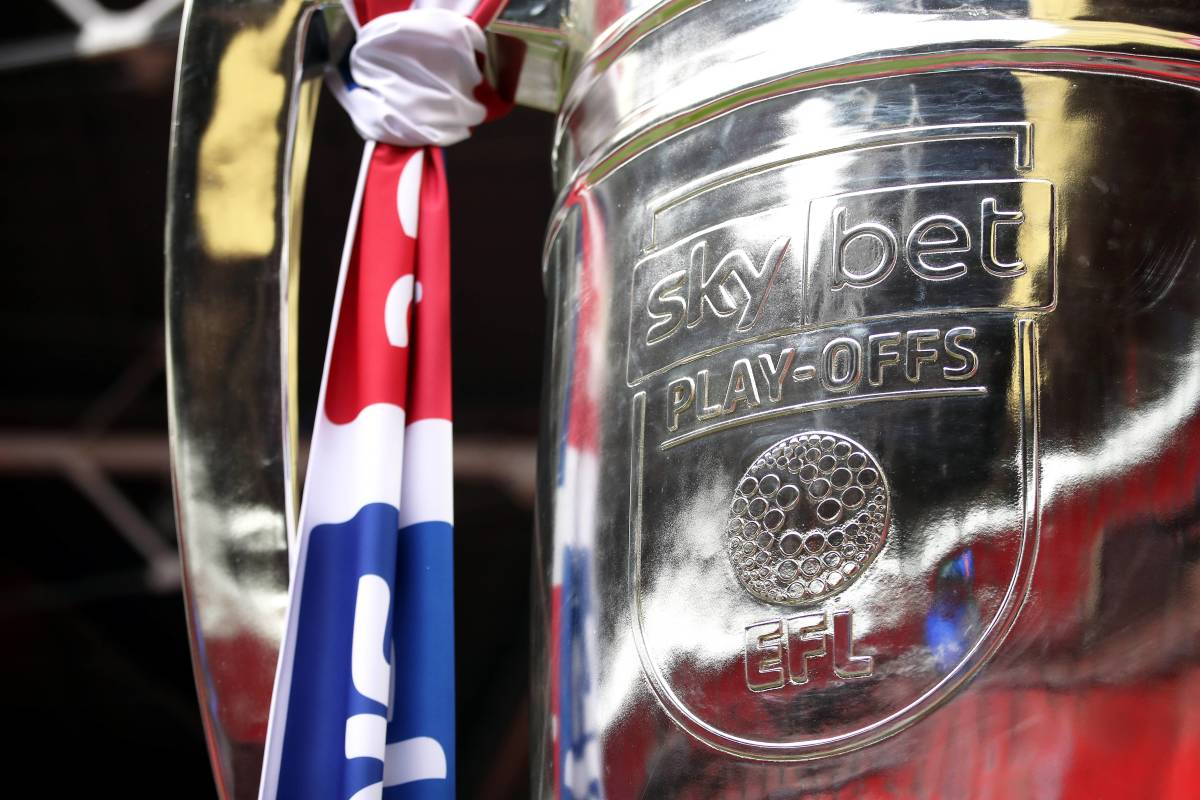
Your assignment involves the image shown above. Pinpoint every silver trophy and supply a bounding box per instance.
[168,1,1200,797]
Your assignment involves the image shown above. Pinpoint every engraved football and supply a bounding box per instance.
[726,431,890,605]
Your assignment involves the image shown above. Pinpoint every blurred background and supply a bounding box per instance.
[0,2,552,795]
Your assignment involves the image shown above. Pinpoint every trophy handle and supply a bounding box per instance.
[166,1,338,796]
[166,1,564,796]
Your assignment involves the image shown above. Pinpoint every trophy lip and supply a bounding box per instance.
[544,42,1197,286]
[551,0,1200,200]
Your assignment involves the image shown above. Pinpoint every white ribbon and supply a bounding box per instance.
[330,7,488,147]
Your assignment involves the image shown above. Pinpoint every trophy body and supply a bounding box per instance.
[167,1,1200,797]
[535,1,1200,796]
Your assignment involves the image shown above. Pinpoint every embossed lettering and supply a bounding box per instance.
[786,614,827,686]
[633,179,1053,386]
[687,236,790,332]
[631,231,795,383]
[744,620,787,692]
[906,215,971,281]
[792,364,816,382]
[696,369,724,421]
[820,337,862,393]
[831,195,1030,287]
[832,610,873,679]
[980,198,1026,277]
[757,348,796,403]
[867,331,902,387]
[662,327,988,439]
[832,207,897,289]
[943,326,980,381]
[645,270,687,346]
[834,197,1024,289]
[723,358,761,412]
[666,376,695,431]
[744,610,874,692]
[905,329,940,383]
[804,180,1054,337]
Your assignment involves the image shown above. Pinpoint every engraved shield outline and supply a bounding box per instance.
[627,320,1041,760]
[624,121,1050,760]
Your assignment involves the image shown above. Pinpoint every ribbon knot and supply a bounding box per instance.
[331,7,489,147]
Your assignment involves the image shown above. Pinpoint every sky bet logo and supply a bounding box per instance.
[627,178,1054,385]
[805,179,1055,325]
[643,235,791,346]
[828,194,1027,289]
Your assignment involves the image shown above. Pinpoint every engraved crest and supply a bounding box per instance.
[627,121,1052,761]
[727,432,889,604]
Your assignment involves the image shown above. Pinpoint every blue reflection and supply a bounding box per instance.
[925,549,980,673]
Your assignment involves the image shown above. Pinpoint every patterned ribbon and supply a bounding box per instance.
[259,1,510,797]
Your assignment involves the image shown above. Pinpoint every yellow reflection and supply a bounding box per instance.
[1026,2,1189,51]
[196,1,302,259]
[286,75,320,533]
[1009,0,1102,412]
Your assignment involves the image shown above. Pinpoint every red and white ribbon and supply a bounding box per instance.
[258,2,512,798]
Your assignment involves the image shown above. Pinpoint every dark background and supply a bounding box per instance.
[0,5,553,796]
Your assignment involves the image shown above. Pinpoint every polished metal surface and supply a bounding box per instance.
[169,0,1200,796]
[489,0,569,113]
[166,1,337,796]
[536,0,1200,796]
[166,1,563,796]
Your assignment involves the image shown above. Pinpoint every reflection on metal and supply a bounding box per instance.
[168,0,1200,796]
[167,2,338,797]
[167,0,567,789]
[491,0,569,110]
[535,0,1200,796]
[193,2,299,259]
[488,20,566,112]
